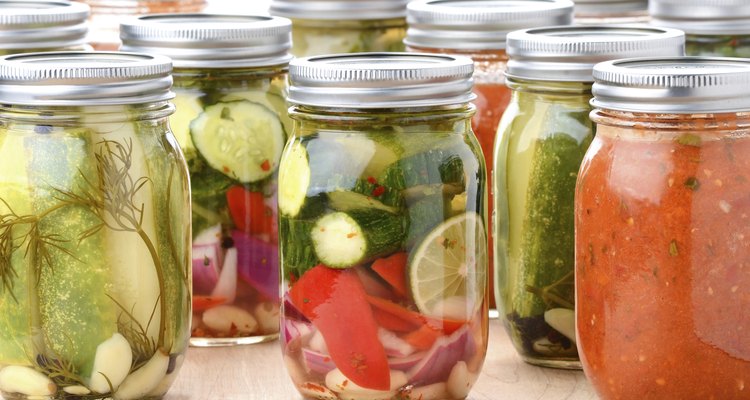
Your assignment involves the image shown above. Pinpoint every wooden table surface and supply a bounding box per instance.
[168,319,598,400]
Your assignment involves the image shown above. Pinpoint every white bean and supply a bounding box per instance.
[544,308,576,344]
[88,333,133,393]
[63,385,91,395]
[447,361,472,399]
[299,382,338,400]
[325,368,407,400]
[202,304,258,334]
[254,302,280,333]
[0,366,56,397]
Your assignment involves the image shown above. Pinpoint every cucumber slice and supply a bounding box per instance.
[170,91,204,159]
[190,100,285,183]
[311,210,406,268]
[327,190,398,214]
[219,90,292,137]
[278,141,314,217]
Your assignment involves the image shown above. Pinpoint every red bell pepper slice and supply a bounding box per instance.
[370,252,409,298]
[226,186,274,238]
[401,324,442,351]
[192,295,227,312]
[289,265,390,390]
[366,295,467,336]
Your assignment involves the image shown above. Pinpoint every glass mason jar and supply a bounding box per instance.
[121,14,293,346]
[0,0,91,55]
[493,26,684,369]
[269,0,407,57]
[577,57,750,400]
[82,0,205,50]
[405,0,574,314]
[574,0,649,25]
[0,52,191,400]
[278,53,488,400]
[650,0,750,57]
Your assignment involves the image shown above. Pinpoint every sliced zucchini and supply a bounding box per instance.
[405,194,448,247]
[379,147,466,191]
[169,91,204,160]
[220,90,292,136]
[311,210,406,268]
[278,216,319,279]
[190,100,285,183]
[327,190,398,214]
[278,140,316,217]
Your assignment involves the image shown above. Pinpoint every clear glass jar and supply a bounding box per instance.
[121,14,293,346]
[0,52,191,400]
[574,0,649,24]
[0,0,91,55]
[278,53,488,400]
[577,57,750,400]
[493,25,685,369]
[270,0,407,57]
[650,0,750,57]
[82,0,205,50]
[405,0,574,314]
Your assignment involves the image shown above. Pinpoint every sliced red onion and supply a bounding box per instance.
[302,348,336,375]
[210,248,237,303]
[232,230,279,300]
[378,328,416,358]
[283,294,310,323]
[388,352,425,372]
[192,225,223,294]
[282,318,313,345]
[406,325,476,386]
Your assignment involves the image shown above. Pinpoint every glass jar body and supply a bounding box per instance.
[278,105,489,400]
[83,0,206,50]
[289,18,406,57]
[0,102,191,399]
[172,66,290,346]
[574,10,649,25]
[0,44,92,57]
[576,110,750,400]
[685,33,750,57]
[493,79,594,369]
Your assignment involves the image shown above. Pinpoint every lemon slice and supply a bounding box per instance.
[409,212,487,319]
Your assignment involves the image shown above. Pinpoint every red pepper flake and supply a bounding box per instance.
[260,159,271,171]
[346,232,358,239]
[350,353,368,373]
[367,176,378,184]
[372,186,385,197]
[222,166,230,173]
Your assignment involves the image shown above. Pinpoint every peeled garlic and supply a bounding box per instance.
[147,354,184,397]
[325,368,407,400]
[114,351,170,400]
[63,385,91,395]
[89,333,133,393]
[544,308,577,344]
[254,302,280,333]
[0,365,56,396]
[203,304,258,334]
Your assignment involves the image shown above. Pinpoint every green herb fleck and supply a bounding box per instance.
[220,107,233,121]
[676,134,702,147]
[669,240,679,257]
[684,177,701,191]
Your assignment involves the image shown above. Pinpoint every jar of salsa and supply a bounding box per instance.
[576,56,750,400]
[279,53,488,400]
[120,14,293,346]
[0,52,191,400]
[82,0,206,50]
[0,0,90,55]
[269,0,407,57]
[574,0,649,25]
[405,0,574,314]
[650,0,750,57]
[494,26,684,369]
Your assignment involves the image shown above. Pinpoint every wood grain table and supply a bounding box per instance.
[168,319,598,400]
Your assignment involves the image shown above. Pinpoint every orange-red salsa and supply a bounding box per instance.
[576,123,750,399]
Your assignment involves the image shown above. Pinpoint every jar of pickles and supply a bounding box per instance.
[0,51,191,400]
[0,0,90,55]
[577,56,750,400]
[405,0,574,313]
[574,0,649,25]
[493,25,684,369]
[120,14,293,346]
[650,0,750,57]
[269,0,407,57]
[279,53,488,400]
[83,0,206,50]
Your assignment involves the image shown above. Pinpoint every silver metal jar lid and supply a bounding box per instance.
[0,0,89,51]
[574,0,648,15]
[506,25,685,82]
[650,0,750,35]
[0,52,173,106]
[592,57,750,114]
[405,0,574,51]
[269,0,408,20]
[288,52,475,108]
[120,14,292,69]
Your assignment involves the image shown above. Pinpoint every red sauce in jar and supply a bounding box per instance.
[576,123,750,399]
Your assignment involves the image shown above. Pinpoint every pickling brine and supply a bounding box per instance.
[0,51,190,400]
[120,14,294,346]
[279,53,488,400]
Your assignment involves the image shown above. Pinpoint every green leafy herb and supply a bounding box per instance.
[669,240,679,257]
[676,134,702,147]
[684,177,701,191]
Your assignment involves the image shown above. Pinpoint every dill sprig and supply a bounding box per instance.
[525,270,575,310]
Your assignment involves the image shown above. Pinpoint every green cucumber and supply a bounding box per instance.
[311,210,406,268]
[327,190,399,214]
[278,216,319,280]
[278,140,323,218]
[405,194,448,247]
[219,90,292,136]
[190,100,286,183]
[379,147,466,191]
[170,91,204,160]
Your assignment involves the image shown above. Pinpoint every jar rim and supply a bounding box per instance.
[270,0,408,20]
[650,0,750,35]
[0,0,89,50]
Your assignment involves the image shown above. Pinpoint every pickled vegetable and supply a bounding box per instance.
[685,34,750,57]
[290,18,406,57]
[280,117,488,399]
[0,109,190,399]
[171,69,288,342]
